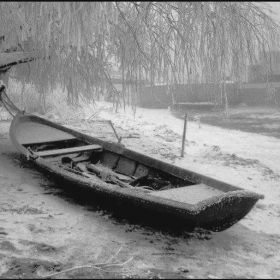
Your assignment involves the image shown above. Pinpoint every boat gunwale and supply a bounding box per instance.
[35,156,263,215]
[10,112,265,200]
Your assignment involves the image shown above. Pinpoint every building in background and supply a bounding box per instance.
[247,50,280,83]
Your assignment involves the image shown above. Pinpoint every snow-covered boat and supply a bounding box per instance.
[9,111,264,232]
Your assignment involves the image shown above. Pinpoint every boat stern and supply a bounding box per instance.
[194,191,264,231]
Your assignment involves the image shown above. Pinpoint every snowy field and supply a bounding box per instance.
[79,102,280,235]
[0,101,279,278]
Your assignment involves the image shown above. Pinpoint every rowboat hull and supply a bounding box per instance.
[9,112,264,231]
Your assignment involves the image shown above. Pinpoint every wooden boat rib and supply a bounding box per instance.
[9,112,264,231]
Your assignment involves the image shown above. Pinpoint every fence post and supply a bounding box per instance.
[181,113,187,157]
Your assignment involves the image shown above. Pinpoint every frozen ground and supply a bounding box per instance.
[0,101,279,278]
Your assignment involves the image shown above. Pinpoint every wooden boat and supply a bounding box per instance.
[9,111,264,231]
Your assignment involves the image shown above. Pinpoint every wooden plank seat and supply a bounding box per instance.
[149,184,223,205]
[35,144,102,157]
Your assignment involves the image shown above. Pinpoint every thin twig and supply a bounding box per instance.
[104,246,123,264]
[88,109,102,120]
[41,247,133,279]
[103,257,134,268]
[41,265,104,279]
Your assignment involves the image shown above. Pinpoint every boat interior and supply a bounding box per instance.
[22,136,232,207]
[14,114,237,205]
[23,138,198,193]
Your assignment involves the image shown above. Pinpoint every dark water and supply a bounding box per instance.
[172,109,280,139]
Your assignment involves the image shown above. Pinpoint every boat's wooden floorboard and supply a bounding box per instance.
[16,122,76,144]
[149,184,224,204]
[36,144,103,157]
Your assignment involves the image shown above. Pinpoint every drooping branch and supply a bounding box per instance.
[0,51,37,71]
[0,2,280,107]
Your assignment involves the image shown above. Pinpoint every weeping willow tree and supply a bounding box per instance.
[0,2,280,109]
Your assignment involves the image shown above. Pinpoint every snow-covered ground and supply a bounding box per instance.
[1,100,280,278]
[77,102,280,235]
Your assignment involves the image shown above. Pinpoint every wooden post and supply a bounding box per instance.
[181,113,187,157]
[108,120,122,143]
